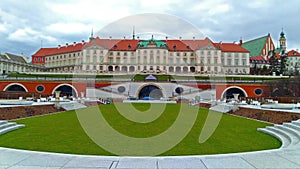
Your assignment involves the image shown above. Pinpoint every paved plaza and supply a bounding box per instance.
[0,145,299,168]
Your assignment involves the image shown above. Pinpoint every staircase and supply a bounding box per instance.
[60,102,87,111]
[258,119,300,149]
[209,104,233,113]
[0,120,25,135]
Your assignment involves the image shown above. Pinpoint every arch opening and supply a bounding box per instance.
[222,87,246,99]
[138,85,163,100]
[4,84,27,92]
[53,85,78,97]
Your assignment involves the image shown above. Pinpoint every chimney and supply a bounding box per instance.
[73,42,76,46]
[239,39,243,45]
[58,45,61,49]
[166,36,168,40]
[66,43,68,46]
[193,36,195,40]
[109,36,112,40]
[82,40,85,43]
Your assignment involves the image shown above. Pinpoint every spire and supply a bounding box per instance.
[279,28,286,52]
[132,26,135,40]
[89,28,94,42]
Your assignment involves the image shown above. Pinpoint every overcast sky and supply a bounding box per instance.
[0,0,299,57]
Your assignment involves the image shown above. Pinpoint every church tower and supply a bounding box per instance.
[89,28,95,42]
[279,29,286,52]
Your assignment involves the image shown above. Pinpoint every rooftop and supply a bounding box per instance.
[241,35,268,56]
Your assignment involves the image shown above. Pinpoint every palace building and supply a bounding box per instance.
[0,53,41,74]
[32,33,251,75]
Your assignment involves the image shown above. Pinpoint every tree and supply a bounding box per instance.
[268,50,280,75]
[279,53,288,75]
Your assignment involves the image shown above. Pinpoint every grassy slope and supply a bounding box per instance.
[0,104,280,156]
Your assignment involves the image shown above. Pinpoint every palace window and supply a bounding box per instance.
[207,51,211,56]
[214,57,218,64]
[235,59,239,65]
[116,58,120,64]
[109,58,113,64]
[227,59,231,66]
[157,56,160,63]
[190,58,195,65]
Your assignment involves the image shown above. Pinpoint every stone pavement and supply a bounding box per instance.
[0,147,300,169]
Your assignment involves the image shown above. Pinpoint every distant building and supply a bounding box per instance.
[286,50,300,74]
[215,43,250,74]
[0,53,41,74]
[32,34,251,75]
[240,33,276,58]
[240,31,290,75]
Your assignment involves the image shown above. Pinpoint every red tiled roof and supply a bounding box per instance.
[85,37,120,49]
[109,39,140,51]
[250,56,269,63]
[32,43,84,57]
[287,50,300,57]
[181,37,216,50]
[165,40,193,51]
[214,43,249,53]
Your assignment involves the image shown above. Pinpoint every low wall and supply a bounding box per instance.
[0,105,64,120]
[230,107,300,124]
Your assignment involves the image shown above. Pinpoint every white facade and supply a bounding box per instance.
[41,38,250,75]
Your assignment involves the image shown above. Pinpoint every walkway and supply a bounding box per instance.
[1,120,300,168]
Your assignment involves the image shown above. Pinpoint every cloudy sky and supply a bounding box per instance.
[0,0,299,57]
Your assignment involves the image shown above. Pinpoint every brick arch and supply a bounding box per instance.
[221,86,248,99]
[3,83,28,92]
[52,84,78,97]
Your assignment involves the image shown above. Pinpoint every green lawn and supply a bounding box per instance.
[0,103,280,156]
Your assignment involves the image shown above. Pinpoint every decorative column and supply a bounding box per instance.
[54,91,61,109]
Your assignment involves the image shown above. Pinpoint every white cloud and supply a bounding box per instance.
[0,24,7,32]
[46,0,132,24]
[248,0,271,8]
[46,22,92,34]
[208,4,231,15]
[8,27,57,43]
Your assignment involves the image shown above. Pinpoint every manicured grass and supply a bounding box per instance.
[0,103,280,156]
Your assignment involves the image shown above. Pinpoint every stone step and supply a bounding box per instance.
[209,105,232,113]
[266,126,293,147]
[258,127,290,148]
[292,121,300,127]
[283,123,300,131]
[0,120,8,125]
[0,124,25,135]
[0,122,16,130]
[274,124,300,145]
